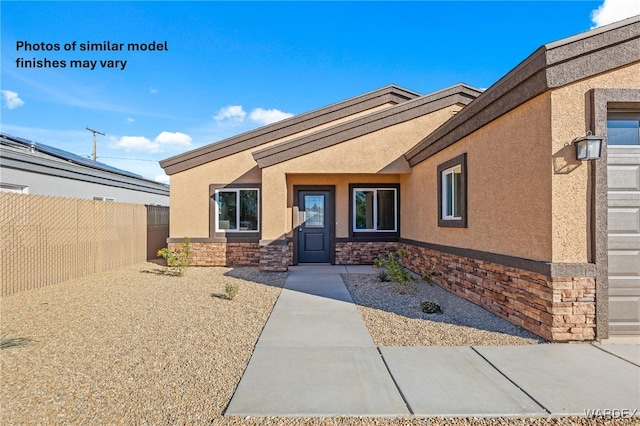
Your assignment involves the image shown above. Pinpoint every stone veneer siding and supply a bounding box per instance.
[401,242,596,342]
[169,242,260,267]
[335,241,400,264]
[259,242,293,272]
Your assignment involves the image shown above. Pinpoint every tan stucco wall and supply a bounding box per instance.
[402,94,554,261]
[402,62,640,263]
[286,174,401,239]
[168,102,400,238]
[260,106,463,240]
[549,62,640,262]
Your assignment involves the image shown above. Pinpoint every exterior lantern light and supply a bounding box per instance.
[574,131,603,161]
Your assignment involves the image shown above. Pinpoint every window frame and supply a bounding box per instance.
[209,183,262,243]
[607,111,640,146]
[348,183,400,241]
[213,187,260,233]
[437,153,467,228]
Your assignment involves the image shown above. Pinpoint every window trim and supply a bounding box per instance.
[437,153,467,228]
[348,183,400,241]
[209,183,261,242]
[213,188,260,233]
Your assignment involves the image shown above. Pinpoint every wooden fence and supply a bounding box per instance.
[0,193,150,296]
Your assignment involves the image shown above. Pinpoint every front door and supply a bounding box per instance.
[297,190,331,263]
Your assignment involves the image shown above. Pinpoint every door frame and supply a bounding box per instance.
[293,185,335,265]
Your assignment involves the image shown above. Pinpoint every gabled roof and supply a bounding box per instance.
[252,84,482,168]
[405,15,640,166]
[0,133,169,195]
[160,85,420,175]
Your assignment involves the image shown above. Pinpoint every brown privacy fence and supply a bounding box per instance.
[0,193,157,297]
[146,205,169,260]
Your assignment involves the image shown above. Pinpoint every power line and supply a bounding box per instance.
[96,156,159,162]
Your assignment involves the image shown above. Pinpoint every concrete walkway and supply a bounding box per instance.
[225,265,640,418]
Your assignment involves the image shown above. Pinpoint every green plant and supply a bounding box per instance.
[376,268,390,282]
[420,300,442,314]
[157,237,191,276]
[373,249,412,286]
[225,282,240,300]
[422,271,437,285]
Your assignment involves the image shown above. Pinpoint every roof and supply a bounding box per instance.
[0,133,170,196]
[160,85,421,175]
[252,84,482,168]
[404,15,640,166]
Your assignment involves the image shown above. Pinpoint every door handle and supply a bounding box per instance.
[298,227,303,232]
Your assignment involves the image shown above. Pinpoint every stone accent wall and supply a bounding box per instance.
[259,242,292,272]
[401,243,596,342]
[169,242,260,267]
[335,241,399,264]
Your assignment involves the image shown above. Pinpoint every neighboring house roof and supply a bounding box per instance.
[160,85,421,175]
[0,133,170,196]
[252,84,482,168]
[405,15,640,166]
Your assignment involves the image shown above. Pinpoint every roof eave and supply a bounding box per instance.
[405,15,640,167]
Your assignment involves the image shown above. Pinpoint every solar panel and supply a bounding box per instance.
[0,133,144,179]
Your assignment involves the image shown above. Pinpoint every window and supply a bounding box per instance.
[437,153,467,228]
[608,112,640,145]
[214,188,259,232]
[0,183,29,194]
[93,196,115,202]
[349,185,399,239]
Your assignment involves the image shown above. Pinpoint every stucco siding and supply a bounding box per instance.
[550,62,640,263]
[260,106,461,240]
[402,93,553,261]
[286,174,401,239]
[168,103,398,238]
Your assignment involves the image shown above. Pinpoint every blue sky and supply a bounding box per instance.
[1,1,638,183]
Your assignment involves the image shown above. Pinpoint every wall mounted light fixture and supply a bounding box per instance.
[574,131,603,160]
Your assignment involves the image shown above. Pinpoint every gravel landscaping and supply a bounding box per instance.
[1,263,634,425]
[342,273,544,346]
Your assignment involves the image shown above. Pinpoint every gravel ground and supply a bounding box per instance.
[1,264,634,425]
[342,274,545,346]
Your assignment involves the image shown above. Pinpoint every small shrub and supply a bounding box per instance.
[157,237,191,276]
[420,300,442,314]
[373,249,411,286]
[422,271,437,285]
[225,282,240,300]
[376,268,390,282]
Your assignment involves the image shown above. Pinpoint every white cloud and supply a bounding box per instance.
[213,105,294,126]
[1,90,25,109]
[127,117,135,123]
[111,136,160,153]
[149,87,159,94]
[249,108,294,125]
[214,105,246,122]
[155,174,170,184]
[110,131,192,153]
[591,0,640,28]
[155,131,192,147]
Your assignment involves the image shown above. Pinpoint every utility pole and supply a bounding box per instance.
[86,127,105,161]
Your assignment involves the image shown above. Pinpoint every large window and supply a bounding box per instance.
[350,185,398,236]
[608,112,640,145]
[437,153,467,228]
[214,188,259,232]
